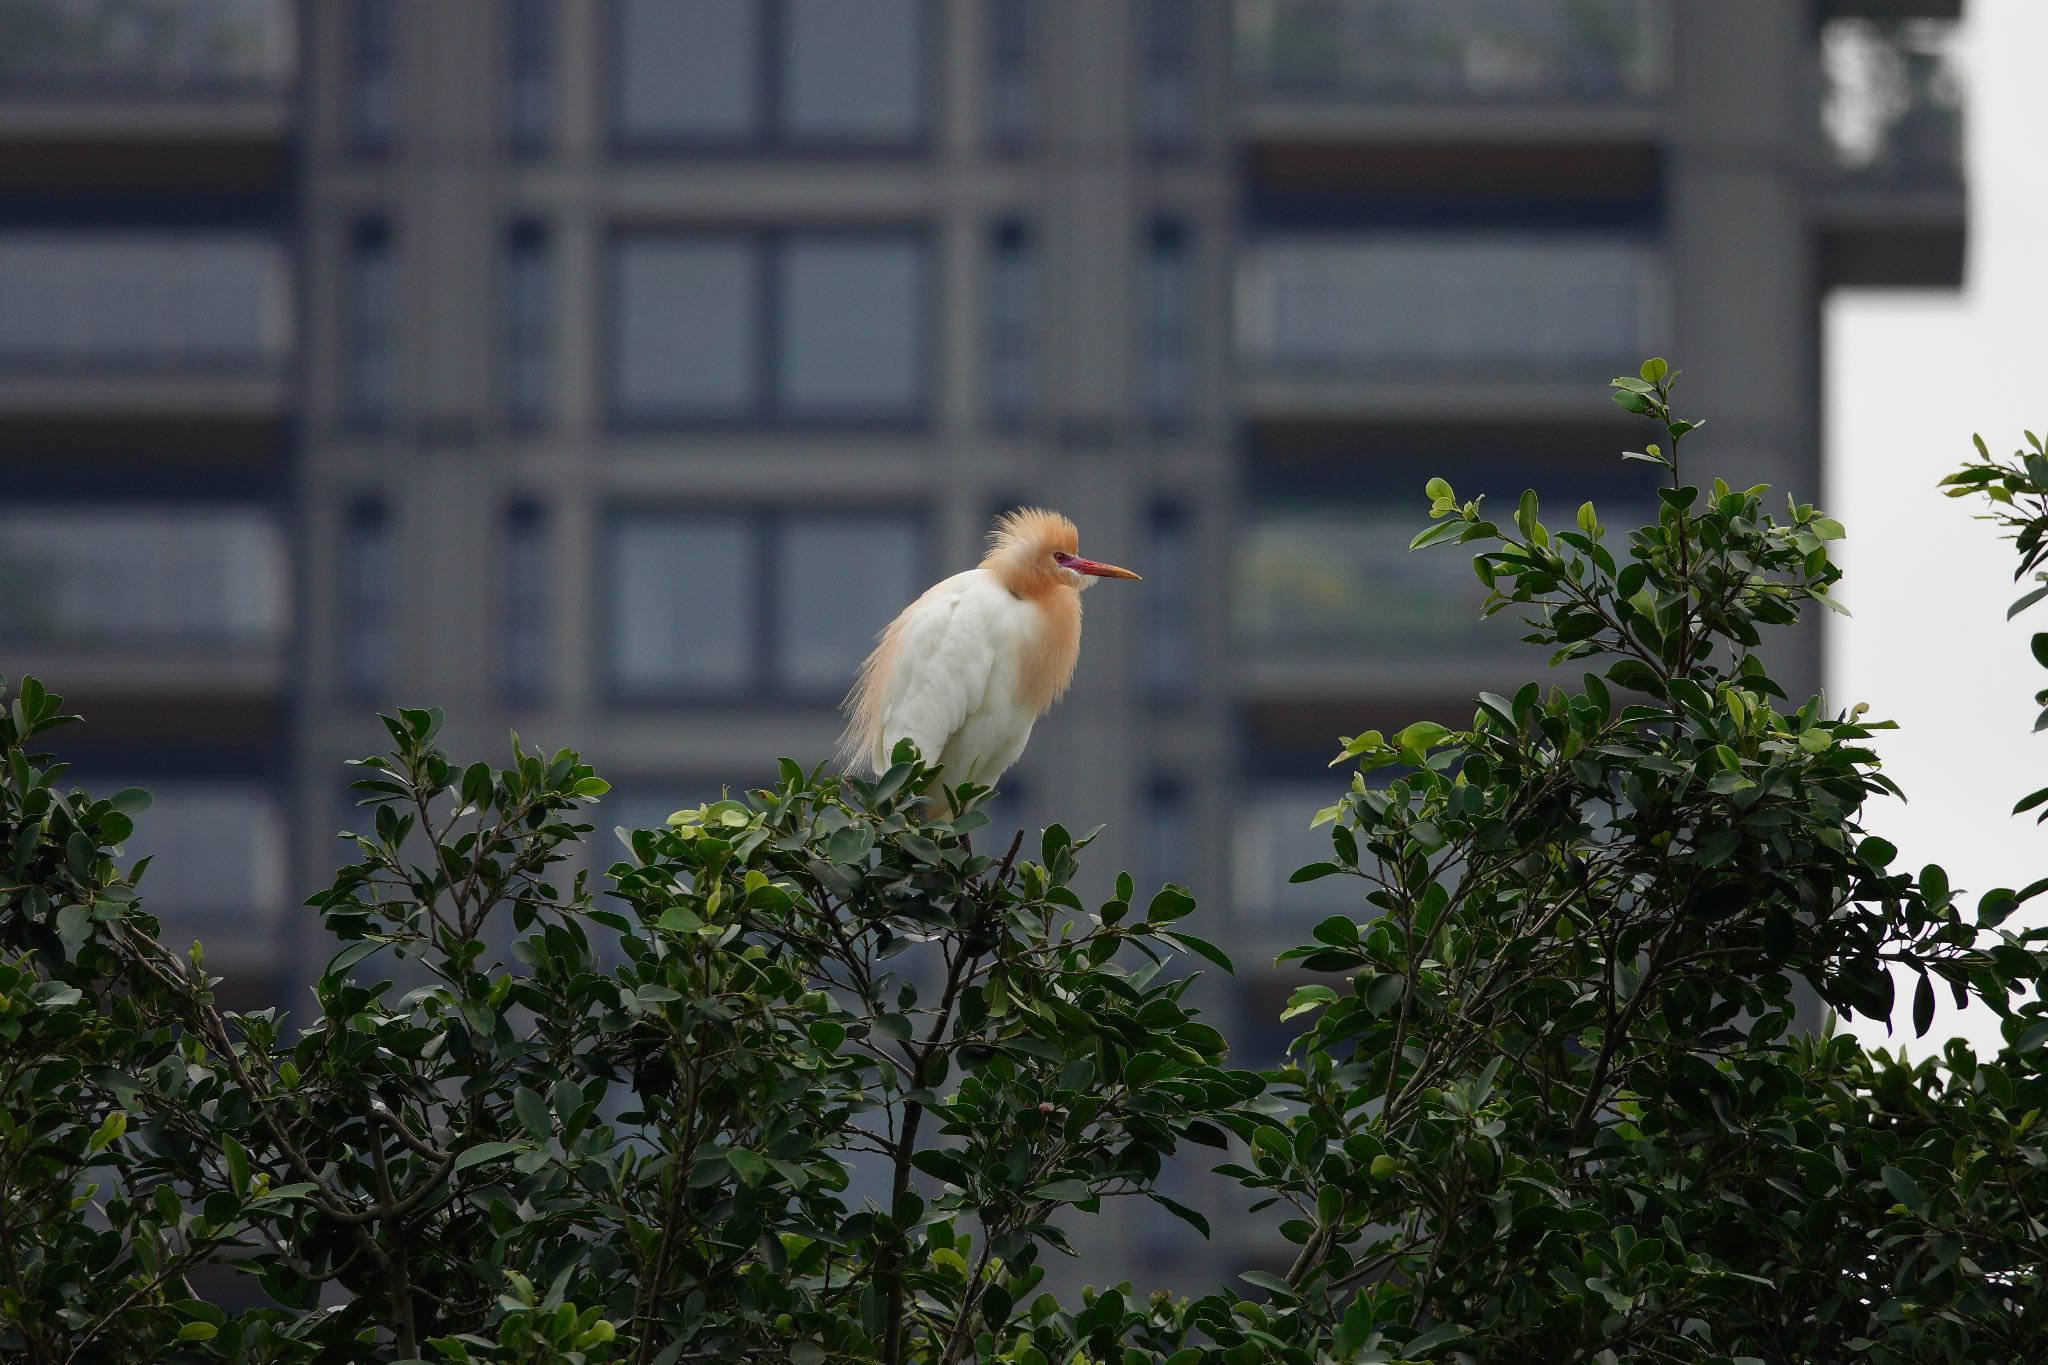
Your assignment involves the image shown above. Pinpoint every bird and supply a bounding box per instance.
[839,508,1139,789]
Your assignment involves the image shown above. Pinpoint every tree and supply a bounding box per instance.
[3,363,2045,1363]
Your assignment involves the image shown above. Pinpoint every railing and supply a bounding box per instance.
[0,507,288,648]
[1236,235,1668,378]
[0,235,291,372]
[0,0,294,94]
[1234,0,1669,103]
[1821,18,1962,187]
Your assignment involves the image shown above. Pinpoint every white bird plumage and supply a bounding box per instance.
[839,509,1139,785]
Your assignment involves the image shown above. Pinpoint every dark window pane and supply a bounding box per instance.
[1147,502,1190,696]
[345,500,390,696]
[508,0,551,151]
[347,220,394,424]
[610,516,755,693]
[774,515,920,693]
[986,220,1036,424]
[505,222,551,421]
[505,501,547,701]
[615,0,759,142]
[1141,0,1194,145]
[783,0,923,142]
[988,0,1034,147]
[1143,219,1193,424]
[1146,775,1189,893]
[612,236,759,420]
[777,234,923,419]
[354,0,395,150]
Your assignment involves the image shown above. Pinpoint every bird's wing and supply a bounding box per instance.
[842,570,1003,774]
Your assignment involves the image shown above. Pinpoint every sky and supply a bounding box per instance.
[1826,0,2048,1056]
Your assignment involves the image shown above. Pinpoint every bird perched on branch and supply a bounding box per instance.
[839,508,1139,788]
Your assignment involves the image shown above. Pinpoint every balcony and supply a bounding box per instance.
[1814,17,1965,286]
[0,0,295,162]
[0,504,290,694]
[0,234,292,414]
[113,783,287,983]
[1235,235,1669,417]
[1233,490,1660,697]
[1233,0,1669,143]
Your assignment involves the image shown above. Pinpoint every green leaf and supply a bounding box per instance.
[1030,1178,1093,1204]
[1639,357,1668,383]
[1880,1165,1923,1211]
[513,1087,551,1140]
[452,1141,527,1173]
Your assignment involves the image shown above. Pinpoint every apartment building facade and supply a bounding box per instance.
[0,0,1963,1282]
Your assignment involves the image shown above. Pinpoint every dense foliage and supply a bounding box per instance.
[3,365,2046,1363]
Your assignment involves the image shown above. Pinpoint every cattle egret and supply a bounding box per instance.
[839,508,1139,787]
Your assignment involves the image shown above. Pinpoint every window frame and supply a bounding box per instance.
[607,0,938,156]
[601,504,928,707]
[604,224,934,432]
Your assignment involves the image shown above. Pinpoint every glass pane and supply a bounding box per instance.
[508,0,551,150]
[1147,503,1190,696]
[354,0,395,149]
[985,221,1035,423]
[612,236,758,420]
[783,0,921,142]
[1233,785,1360,920]
[112,783,285,968]
[0,233,290,370]
[615,0,758,142]
[348,221,394,421]
[987,0,1034,146]
[344,501,389,695]
[1236,235,1664,377]
[773,515,920,694]
[1144,220,1192,423]
[777,235,923,419]
[0,505,287,647]
[504,502,547,701]
[505,223,550,420]
[610,517,755,693]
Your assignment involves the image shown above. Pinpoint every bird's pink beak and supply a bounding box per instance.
[1056,552,1141,581]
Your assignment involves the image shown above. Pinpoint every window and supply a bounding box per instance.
[607,511,921,701]
[778,235,924,419]
[1140,0,1194,147]
[1234,235,1669,378]
[1146,776,1190,893]
[1142,219,1194,425]
[507,0,551,152]
[986,220,1036,425]
[987,0,1035,148]
[0,234,290,372]
[0,506,286,648]
[1235,464,1660,664]
[773,516,921,693]
[610,230,926,426]
[1147,502,1191,697]
[613,0,925,148]
[112,784,285,974]
[504,221,551,422]
[344,499,391,697]
[353,0,396,151]
[347,220,395,425]
[504,501,548,702]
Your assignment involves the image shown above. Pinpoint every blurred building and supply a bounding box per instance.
[0,0,1964,1288]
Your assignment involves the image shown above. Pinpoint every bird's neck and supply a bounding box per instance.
[1014,582,1082,717]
